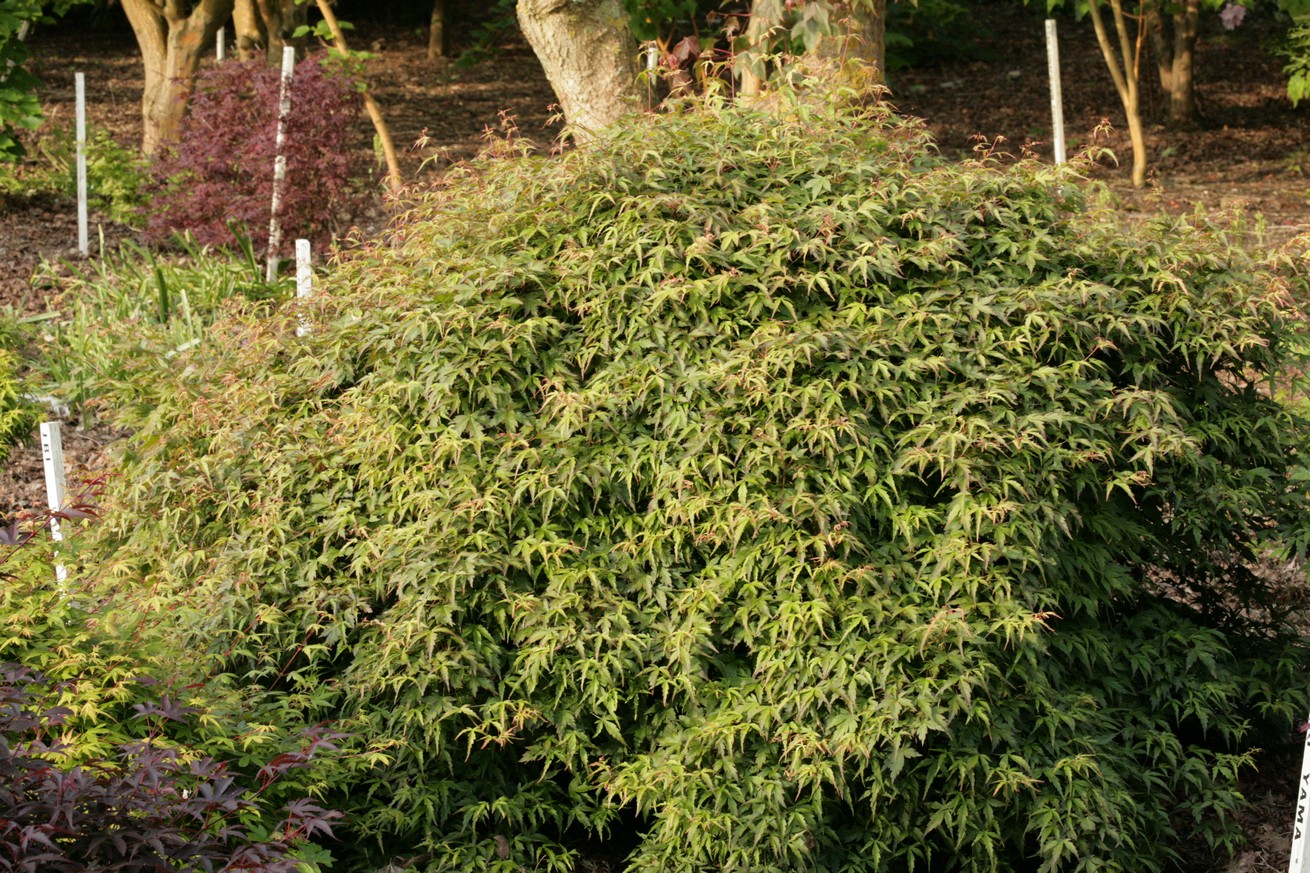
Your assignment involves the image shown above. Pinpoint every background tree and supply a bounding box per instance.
[230,0,307,61]
[1084,0,1148,185]
[255,0,307,57]
[1144,0,1201,127]
[517,0,640,136]
[526,0,890,133]
[120,0,234,155]
[1055,0,1302,180]
[429,0,445,60]
[809,0,886,84]
[304,0,403,193]
[739,0,888,98]
[1139,0,1301,129]
[232,0,263,59]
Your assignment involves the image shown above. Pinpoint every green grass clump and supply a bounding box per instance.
[90,94,1310,873]
[0,316,36,465]
[32,235,285,421]
[0,124,145,224]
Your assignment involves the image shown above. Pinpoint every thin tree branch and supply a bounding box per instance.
[313,0,403,194]
[1087,0,1130,106]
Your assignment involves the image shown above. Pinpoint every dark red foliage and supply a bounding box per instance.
[0,666,343,873]
[144,58,368,257]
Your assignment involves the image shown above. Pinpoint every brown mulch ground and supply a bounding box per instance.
[893,1,1308,242]
[1,4,1308,870]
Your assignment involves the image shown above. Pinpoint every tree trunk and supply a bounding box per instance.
[517,0,639,138]
[739,0,885,98]
[254,0,306,60]
[233,0,266,61]
[1167,0,1199,126]
[313,0,403,194]
[808,0,887,88]
[121,0,235,156]
[1086,0,1147,186]
[1145,3,1173,93]
[1143,0,1198,127]
[428,0,445,61]
[738,0,780,97]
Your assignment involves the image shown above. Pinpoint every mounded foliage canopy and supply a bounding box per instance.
[93,93,1310,872]
[0,346,35,465]
[0,515,347,871]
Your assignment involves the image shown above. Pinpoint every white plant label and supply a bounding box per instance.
[266,46,296,282]
[1044,20,1066,166]
[295,238,312,337]
[40,421,68,586]
[1291,715,1310,873]
[75,72,88,255]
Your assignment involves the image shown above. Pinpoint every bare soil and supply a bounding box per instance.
[893,0,1308,243]
[3,2,1305,312]
[1,5,1308,869]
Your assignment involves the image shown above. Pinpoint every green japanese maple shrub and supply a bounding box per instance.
[0,504,348,871]
[0,316,35,466]
[91,91,1310,873]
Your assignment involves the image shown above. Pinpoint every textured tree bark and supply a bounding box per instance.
[1167,0,1199,127]
[738,0,779,98]
[428,0,446,61]
[1145,4,1174,92]
[808,0,886,88]
[233,0,264,61]
[121,0,234,156]
[1144,0,1199,127]
[517,0,639,138]
[1087,0,1147,186]
[253,0,306,59]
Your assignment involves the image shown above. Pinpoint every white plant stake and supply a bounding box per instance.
[75,72,88,256]
[644,42,659,108]
[1044,20,1066,165]
[295,238,313,337]
[1291,717,1310,873]
[217,26,226,61]
[40,421,68,587]
[266,46,296,282]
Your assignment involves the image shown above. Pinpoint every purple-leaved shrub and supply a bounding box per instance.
[0,503,346,872]
[0,665,343,873]
[144,58,367,256]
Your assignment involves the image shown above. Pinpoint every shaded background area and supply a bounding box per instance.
[3,0,1306,317]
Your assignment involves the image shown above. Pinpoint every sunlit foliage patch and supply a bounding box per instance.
[95,94,1310,873]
